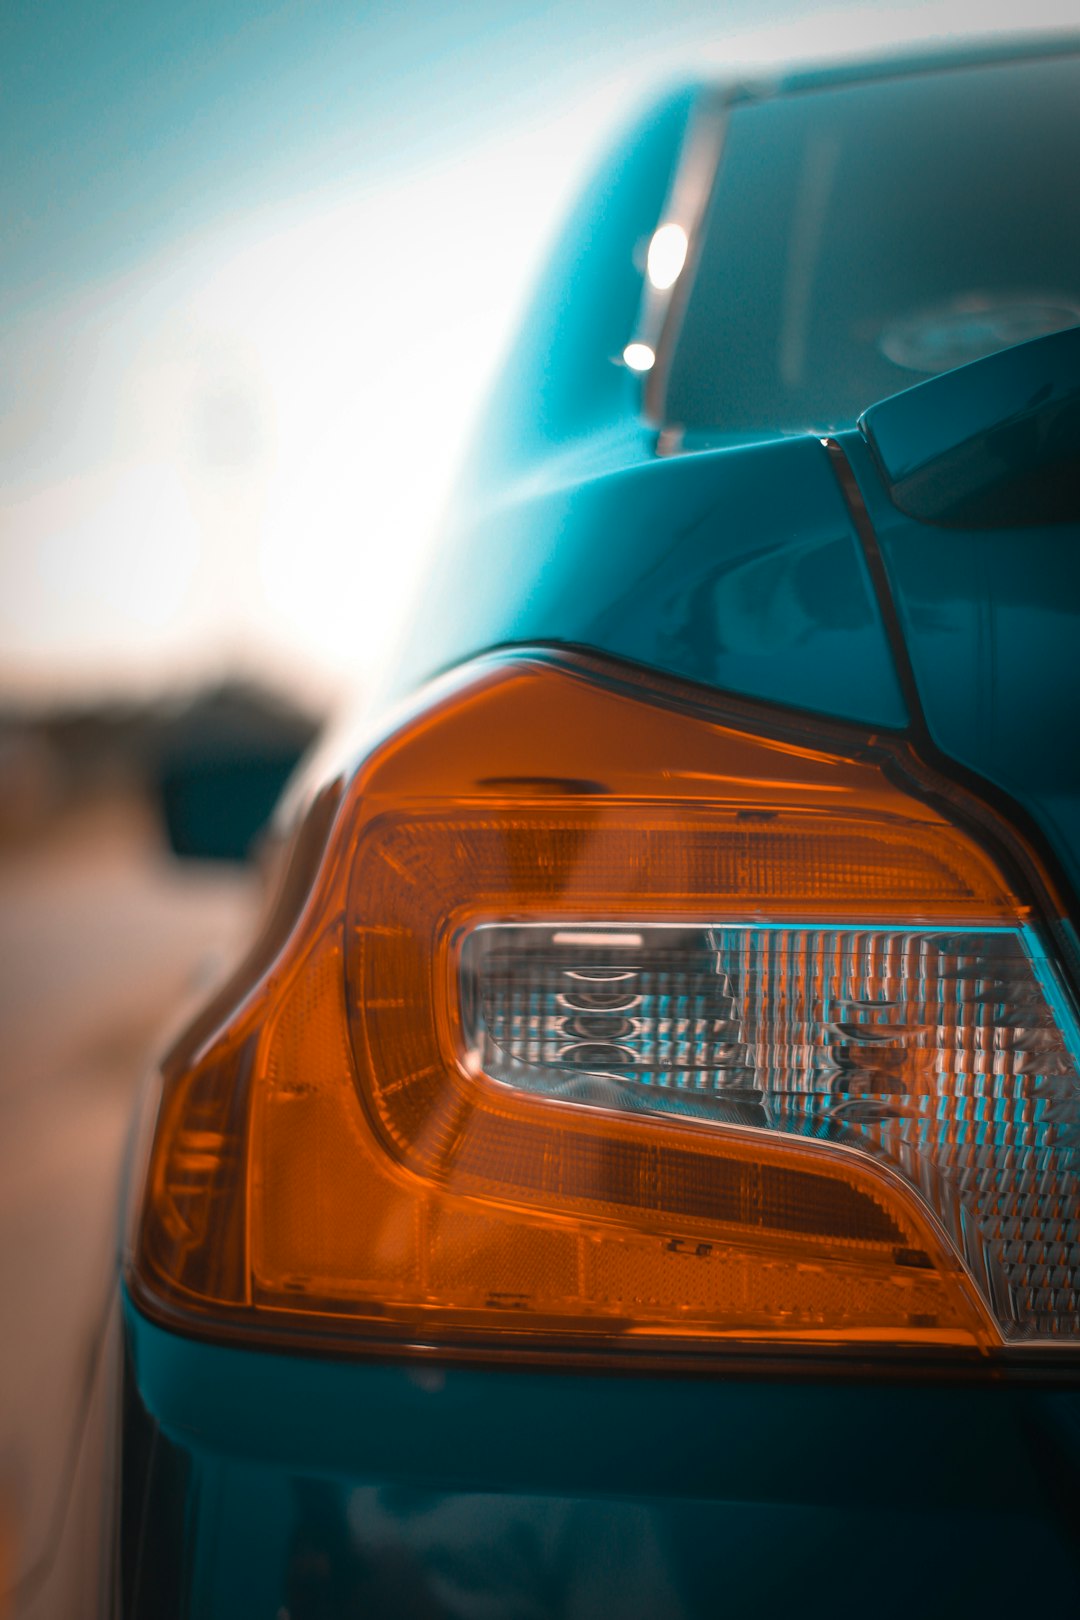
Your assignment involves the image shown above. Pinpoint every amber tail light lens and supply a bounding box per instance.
[130,651,1080,1359]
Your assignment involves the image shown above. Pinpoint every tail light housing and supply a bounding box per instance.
[129,651,1080,1363]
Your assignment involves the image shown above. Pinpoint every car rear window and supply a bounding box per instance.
[665,52,1080,437]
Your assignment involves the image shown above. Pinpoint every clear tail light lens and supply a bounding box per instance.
[130,651,1080,1362]
[462,921,1080,1340]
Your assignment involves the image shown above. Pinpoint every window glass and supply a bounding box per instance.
[666,55,1080,436]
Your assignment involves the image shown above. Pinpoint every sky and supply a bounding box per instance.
[1,0,1075,711]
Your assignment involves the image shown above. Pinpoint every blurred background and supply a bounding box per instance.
[1,0,1075,1608]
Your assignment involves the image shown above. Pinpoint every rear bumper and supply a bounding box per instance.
[115,1287,1080,1619]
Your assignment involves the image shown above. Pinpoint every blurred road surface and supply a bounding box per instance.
[0,796,258,1608]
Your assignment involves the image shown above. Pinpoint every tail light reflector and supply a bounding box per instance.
[130,652,1080,1360]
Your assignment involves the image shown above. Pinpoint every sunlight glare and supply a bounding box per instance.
[646,222,688,290]
[622,342,656,372]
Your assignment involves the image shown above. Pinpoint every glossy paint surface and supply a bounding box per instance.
[394,435,907,726]
[121,1293,1080,1619]
[842,429,1080,900]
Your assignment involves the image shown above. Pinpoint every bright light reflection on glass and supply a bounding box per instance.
[622,342,656,373]
[646,221,689,290]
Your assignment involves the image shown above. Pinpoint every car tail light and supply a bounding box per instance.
[130,651,1080,1361]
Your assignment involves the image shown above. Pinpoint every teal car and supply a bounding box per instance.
[63,36,1080,1619]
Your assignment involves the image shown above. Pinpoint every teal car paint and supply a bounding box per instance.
[119,1289,1080,1619]
[842,423,1080,905]
[392,434,908,728]
[76,37,1080,1620]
